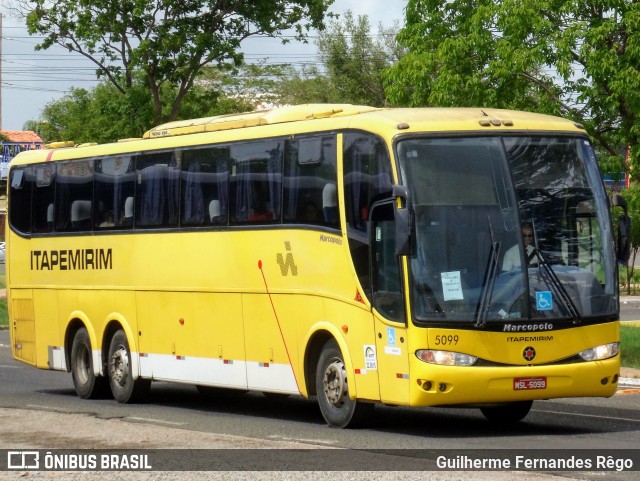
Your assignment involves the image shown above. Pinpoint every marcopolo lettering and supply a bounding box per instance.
[503,322,554,332]
[31,249,113,271]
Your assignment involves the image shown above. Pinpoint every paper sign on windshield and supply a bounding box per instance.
[441,271,464,301]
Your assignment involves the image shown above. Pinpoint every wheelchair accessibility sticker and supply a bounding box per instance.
[387,327,396,347]
[536,291,553,311]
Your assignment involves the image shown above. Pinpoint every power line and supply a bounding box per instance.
[1,81,68,93]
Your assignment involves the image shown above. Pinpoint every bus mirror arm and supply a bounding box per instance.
[392,185,414,257]
[610,193,631,264]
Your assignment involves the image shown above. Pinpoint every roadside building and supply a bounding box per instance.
[1,130,44,179]
[0,130,43,240]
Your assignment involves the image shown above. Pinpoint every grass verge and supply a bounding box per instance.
[0,298,6,328]
[621,324,640,370]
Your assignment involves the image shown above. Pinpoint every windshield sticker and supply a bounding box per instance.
[364,345,377,370]
[536,291,553,311]
[441,271,464,301]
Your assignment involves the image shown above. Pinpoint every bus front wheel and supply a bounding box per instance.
[315,340,373,428]
[107,330,150,403]
[480,400,533,424]
[70,327,109,399]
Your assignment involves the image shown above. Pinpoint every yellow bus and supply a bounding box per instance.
[6,104,628,428]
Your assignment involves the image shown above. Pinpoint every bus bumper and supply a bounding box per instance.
[408,356,620,407]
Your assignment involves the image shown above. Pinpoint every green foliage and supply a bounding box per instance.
[387,0,640,176]
[615,184,640,293]
[36,76,253,143]
[316,11,402,106]
[0,132,9,142]
[621,325,640,370]
[276,65,338,105]
[240,11,403,107]
[0,299,6,328]
[198,11,403,109]
[24,0,333,125]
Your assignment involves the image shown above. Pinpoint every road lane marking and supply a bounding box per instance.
[127,416,185,426]
[267,435,336,445]
[27,404,73,413]
[535,409,640,423]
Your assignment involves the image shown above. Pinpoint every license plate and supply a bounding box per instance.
[513,377,547,390]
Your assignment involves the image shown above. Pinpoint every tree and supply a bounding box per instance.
[196,12,404,108]
[34,76,253,144]
[315,11,403,106]
[385,0,640,175]
[21,0,334,125]
[613,185,640,294]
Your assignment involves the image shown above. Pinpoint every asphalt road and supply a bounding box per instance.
[620,296,640,321]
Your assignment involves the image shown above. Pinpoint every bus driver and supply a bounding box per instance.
[502,223,539,271]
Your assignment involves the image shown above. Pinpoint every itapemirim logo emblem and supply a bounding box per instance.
[523,346,537,362]
[276,241,298,276]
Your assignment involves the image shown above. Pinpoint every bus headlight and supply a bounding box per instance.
[578,342,619,361]
[415,349,478,366]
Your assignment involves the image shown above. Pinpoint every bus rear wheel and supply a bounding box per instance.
[70,327,109,399]
[315,339,373,428]
[480,400,533,424]
[108,330,150,403]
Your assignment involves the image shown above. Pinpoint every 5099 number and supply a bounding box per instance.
[434,334,459,346]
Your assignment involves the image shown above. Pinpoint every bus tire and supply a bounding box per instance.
[108,330,150,403]
[70,327,110,399]
[480,400,533,424]
[315,339,373,428]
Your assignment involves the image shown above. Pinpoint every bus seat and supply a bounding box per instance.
[322,183,337,225]
[209,199,221,223]
[123,197,134,226]
[47,203,54,231]
[71,200,92,230]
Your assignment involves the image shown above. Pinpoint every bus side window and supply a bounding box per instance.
[95,156,135,230]
[371,201,405,322]
[230,140,283,225]
[55,160,94,232]
[32,164,56,233]
[135,152,179,228]
[181,147,229,227]
[343,133,394,296]
[283,135,337,227]
[8,167,32,234]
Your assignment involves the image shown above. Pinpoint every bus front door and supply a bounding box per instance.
[370,199,410,405]
[373,313,410,405]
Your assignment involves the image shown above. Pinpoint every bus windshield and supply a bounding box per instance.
[397,136,617,326]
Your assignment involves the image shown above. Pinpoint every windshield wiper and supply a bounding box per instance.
[474,218,501,328]
[530,248,583,324]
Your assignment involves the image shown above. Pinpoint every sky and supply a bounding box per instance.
[0,0,408,132]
